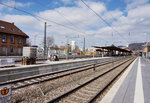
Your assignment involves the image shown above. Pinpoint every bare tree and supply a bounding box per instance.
[41,36,55,55]
[46,36,55,48]
[46,36,55,55]
[41,36,55,48]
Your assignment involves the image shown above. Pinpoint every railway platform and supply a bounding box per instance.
[100,57,150,103]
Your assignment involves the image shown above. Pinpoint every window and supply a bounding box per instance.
[10,28,14,31]
[2,46,7,55]
[18,48,21,55]
[18,37,21,44]
[10,47,14,54]
[0,26,5,29]
[11,36,14,43]
[2,35,6,42]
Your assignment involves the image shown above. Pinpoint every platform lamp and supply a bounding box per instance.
[144,33,147,58]
[44,22,51,60]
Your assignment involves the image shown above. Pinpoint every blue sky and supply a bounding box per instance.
[0,0,150,48]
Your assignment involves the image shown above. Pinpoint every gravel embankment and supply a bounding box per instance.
[7,58,130,103]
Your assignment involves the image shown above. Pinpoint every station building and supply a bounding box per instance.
[93,45,132,56]
[0,20,29,56]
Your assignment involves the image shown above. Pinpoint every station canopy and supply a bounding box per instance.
[92,45,132,53]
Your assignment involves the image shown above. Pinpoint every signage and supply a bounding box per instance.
[0,85,11,103]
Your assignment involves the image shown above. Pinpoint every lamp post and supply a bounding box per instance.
[44,22,51,60]
[144,33,147,58]
[83,37,85,55]
[44,22,46,59]
[66,37,69,60]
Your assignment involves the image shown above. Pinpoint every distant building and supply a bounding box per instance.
[0,20,29,56]
[71,41,76,52]
[118,46,131,51]
[87,47,95,52]
[128,43,145,51]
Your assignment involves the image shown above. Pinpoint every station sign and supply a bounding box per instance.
[0,84,11,103]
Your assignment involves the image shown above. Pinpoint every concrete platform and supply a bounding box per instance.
[100,57,150,103]
[0,57,113,82]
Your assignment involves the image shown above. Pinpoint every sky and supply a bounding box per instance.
[0,0,150,48]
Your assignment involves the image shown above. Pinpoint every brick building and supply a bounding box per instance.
[0,20,29,56]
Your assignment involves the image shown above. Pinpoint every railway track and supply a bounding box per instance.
[0,57,122,90]
[46,57,135,103]
[4,56,135,103]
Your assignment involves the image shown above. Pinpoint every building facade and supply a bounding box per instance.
[0,20,29,56]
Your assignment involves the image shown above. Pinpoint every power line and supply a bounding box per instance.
[33,0,87,34]
[2,1,110,45]
[0,1,126,46]
[80,0,129,44]
[0,2,86,35]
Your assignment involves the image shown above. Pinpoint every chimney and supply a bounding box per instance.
[12,22,14,25]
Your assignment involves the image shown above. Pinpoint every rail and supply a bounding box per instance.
[46,57,135,103]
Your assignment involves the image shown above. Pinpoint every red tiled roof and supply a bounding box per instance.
[0,20,29,37]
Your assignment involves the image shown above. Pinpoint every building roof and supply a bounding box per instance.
[0,20,29,37]
[93,45,132,53]
[146,42,150,46]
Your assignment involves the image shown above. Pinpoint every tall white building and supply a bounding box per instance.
[71,41,76,52]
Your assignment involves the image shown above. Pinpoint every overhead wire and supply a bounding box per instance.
[24,0,110,44]
[34,0,114,45]
[0,2,86,35]
[80,0,129,44]
[34,0,87,34]
[19,0,114,44]
[1,1,117,46]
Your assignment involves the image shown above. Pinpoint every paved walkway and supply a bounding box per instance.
[100,57,150,103]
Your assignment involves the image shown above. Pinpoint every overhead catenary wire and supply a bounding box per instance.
[34,0,87,35]
[1,1,122,47]
[1,1,109,46]
[0,2,86,35]
[80,0,129,44]
[34,0,118,45]
[35,0,120,46]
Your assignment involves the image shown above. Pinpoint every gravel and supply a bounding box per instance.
[7,57,131,103]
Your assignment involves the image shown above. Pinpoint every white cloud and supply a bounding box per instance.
[0,14,40,30]
[37,1,107,31]
[103,9,123,21]
[125,0,149,10]
[0,0,32,10]
[61,0,73,5]
[77,1,106,13]
[0,1,127,46]
[0,0,150,47]
[110,4,150,44]
[0,5,4,10]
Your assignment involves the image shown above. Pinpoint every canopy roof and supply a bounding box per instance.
[93,45,132,53]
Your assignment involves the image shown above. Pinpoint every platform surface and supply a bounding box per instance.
[100,57,150,103]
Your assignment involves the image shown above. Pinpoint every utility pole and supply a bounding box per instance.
[66,38,69,60]
[112,32,113,45]
[44,22,47,59]
[129,32,130,44]
[83,37,85,55]
[145,33,148,59]
[65,36,69,60]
